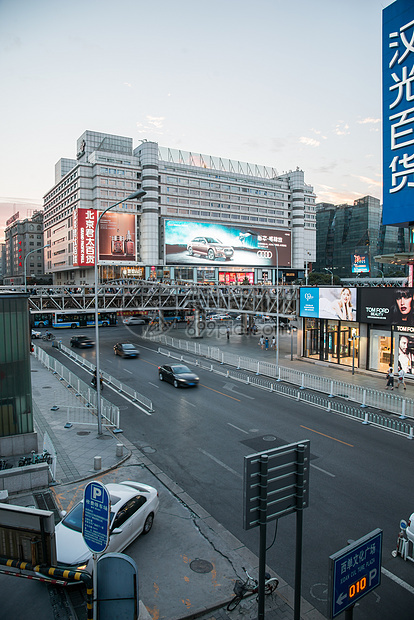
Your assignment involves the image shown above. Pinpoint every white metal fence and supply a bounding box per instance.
[149,333,414,423]
[33,345,120,428]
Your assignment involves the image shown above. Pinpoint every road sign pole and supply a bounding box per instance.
[93,554,98,620]
[258,454,268,620]
[294,444,306,620]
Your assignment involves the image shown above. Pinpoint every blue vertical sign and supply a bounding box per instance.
[82,481,111,554]
[382,0,414,226]
[329,529,382,619]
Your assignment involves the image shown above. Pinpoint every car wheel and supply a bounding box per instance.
[188,247,193,256]
[159,373,163,381]
[173,380,179,388]
[142,513,154,535]
[207,249,215,260]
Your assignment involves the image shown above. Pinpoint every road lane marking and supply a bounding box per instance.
[223,382,254,399]
[123,368,133,374]
[228,423,249,434]
[200,385,241,401]
[148,382,160,389]
[182,399,196,408]
[310,463,335,477]
[300,425,354,447]
[381,567,414,594]
[199,449,242,478]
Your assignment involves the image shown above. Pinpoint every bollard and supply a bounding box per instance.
[408,427,413,440]
[360,389,367,408]
[300,374,305,390]
[327,401,331,412]
[329,380,334,398]
[399,400,407,420]
[94,456,102,470]
[116,444,123,457]
[362,412,370,425]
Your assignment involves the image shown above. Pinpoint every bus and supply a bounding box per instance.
[31,311,118,329]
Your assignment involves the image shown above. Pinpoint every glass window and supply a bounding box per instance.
[369,328,392,373]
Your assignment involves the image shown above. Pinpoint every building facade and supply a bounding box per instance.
[3,211,47,286]
[315,195,409,279]
[43,131,316,286]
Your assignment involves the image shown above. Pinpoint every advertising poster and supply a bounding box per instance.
[382,0,414,225]
[359,287,414,326]
[98,212,136,263]
[164,220,291,266]
[351,252,369,273]
[300,287,357,321]
[396,331,414,374]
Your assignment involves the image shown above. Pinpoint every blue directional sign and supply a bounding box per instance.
[329,529,382,619]
[82,481,111,554]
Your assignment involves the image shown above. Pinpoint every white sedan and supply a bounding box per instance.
[123,316,146,325]
[55,481,159,574]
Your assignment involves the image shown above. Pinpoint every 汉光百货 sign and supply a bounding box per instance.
[382,0,414,226]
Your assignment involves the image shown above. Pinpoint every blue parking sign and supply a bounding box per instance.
[82,481,111,554]
[329,529,382,619]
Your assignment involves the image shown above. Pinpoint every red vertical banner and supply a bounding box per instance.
[75,208,96,267]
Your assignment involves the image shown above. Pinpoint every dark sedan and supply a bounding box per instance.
[114,343,139,358]
[158,364,199,388]
[70,335,94,348]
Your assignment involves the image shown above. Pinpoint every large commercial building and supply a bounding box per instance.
[315,195,409,278]
[43,131,316,286]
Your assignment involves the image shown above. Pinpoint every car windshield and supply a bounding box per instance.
[171,365,191,374]
[62,495,120,531]
[205,237,221,244]
[122,344,135,349]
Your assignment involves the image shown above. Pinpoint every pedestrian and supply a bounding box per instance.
[265,337,269,350]
[271,336,276,349]
[385,366,394,390]
[259,335,264,349]
[226,326,230,340]
[396,363,407,390]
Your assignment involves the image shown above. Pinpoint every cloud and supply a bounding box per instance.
[136,115,166,134]
[299,136,320,147]
[357,117,381,125]
[124,82,132,88]
[314,185,361,204]
[334,121,350,136]
[352,174,382,188]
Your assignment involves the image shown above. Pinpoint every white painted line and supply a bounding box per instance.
[381,566,414,594]
[148,382,160,389]
[182,399,196,408]
[199,448,242,478]
[123,369,133,374]
[310,463,336,477]
[228,422,249,434]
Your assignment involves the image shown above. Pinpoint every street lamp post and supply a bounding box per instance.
[24,244,50,293]
[324,267,334,285]
[94,189,146,434]
[375,269,384,283]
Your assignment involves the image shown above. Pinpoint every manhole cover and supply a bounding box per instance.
[141,446,156,454]
[263,435,277,442]
[77,431,90,436]
[190,559,213,574]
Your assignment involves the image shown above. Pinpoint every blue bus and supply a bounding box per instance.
[31,311,118,328]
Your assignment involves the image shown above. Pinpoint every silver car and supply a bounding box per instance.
[187,236,234,261]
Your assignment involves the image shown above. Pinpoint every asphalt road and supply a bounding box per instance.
[41,325,414,620]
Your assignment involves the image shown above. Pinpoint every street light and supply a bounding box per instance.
[94,189,146,434]
[304,251,311,285]
[374,268,384,283]
[323,267,334,285]
[24,243,50,293]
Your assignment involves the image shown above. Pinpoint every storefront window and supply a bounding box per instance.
[219,271,254,284]
[369,328,392,373]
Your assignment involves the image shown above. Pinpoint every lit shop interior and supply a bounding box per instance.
[301,287,414,375]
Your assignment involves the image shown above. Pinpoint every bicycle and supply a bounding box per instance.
[226,566,279,611]
[42,332,55,341]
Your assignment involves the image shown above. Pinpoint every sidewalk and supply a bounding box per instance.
[17,354,326,620]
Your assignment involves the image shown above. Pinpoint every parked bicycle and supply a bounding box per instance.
[226,566,279,611]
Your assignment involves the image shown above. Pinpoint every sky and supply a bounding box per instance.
[0,0,392,241]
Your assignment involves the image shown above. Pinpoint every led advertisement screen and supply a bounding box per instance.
[73,209,136,266]
[358,287,414,326]
[300,287,357,321]
[382,0,414,225]
[352,252,369,273]
[164,220,291,266]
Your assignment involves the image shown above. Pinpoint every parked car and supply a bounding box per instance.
[70,335,94,348]
[55,481,159,574]
[406,513,414,545]
[187,236,234,261]
[114,343,139,358]
[31,329,42,339]
[123,316,146,325]
[158,364,199,388]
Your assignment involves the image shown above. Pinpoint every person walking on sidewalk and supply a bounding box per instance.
[265,337,269,351]
[259,335,265,349]
[385,366,394,390]
[226,326,230,341]
[271,336,276,349]
[396,363,407,390]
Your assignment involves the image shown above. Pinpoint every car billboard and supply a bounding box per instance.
[382,0,414,226]
[300,287,357,321]
[164,220,291,266]
[358,287,414,326]
[73,209,136,266]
